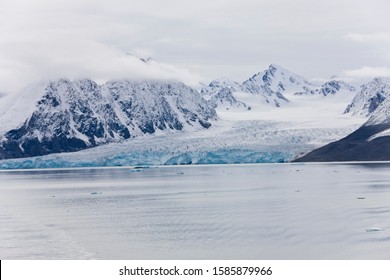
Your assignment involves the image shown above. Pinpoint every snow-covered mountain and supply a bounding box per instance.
[0,79,216,159]
[200,78,248,110]
[344,78,390,117]
[242,64,316,107]
[200,78,244,96]
[365,97,390,127]
[208,88,248,110]
[202,64,319,109]
[201,65,356,112]
[295,80,356,96]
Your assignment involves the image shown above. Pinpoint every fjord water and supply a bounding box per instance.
[1,163,390,259]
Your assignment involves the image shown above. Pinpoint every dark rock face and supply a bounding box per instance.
[201,64,328,110]
[0,79,216,159]
[294,80,356,96]
[294,124,390,162]
[209,88,248,109]
[318,81,352,96]
[241,64,315,105]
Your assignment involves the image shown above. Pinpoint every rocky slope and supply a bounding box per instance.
[242,64,316,106]
[0,79,216,159]
[202,65,353,109]
[294,96,390,162]
[295,80,356,96]
[344,78,390,117]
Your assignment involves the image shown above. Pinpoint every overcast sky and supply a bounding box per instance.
[1,0,390,92]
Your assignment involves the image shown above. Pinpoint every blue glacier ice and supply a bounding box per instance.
[0,149,293,169]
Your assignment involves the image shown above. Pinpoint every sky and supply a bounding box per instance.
[0,0,390,92]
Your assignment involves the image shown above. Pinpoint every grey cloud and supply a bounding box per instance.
[1,0,390,92]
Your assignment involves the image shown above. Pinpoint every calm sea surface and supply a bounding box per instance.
[1,163,390,259]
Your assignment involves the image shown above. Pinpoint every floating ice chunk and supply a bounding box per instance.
[90,192,102,195]
[366,228,384,232]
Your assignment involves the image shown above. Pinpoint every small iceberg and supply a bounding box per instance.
[366,228,384,233]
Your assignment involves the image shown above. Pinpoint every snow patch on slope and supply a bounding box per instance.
[365,97,390,126]
[0,81,49,135]
[367,128,390,141]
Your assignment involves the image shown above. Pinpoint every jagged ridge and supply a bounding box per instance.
[0,79,216,159]
[344,78,390,117]
[295,80,355,96]
[202,64,319,109]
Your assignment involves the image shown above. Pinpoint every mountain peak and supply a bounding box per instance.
[243,64,315,97]
[268,63,286,71]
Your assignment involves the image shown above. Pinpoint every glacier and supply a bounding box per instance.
[0,150,291,169]
[0,116,361,169]
[0,64,379,169]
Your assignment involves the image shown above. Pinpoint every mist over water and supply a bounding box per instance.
[1,163,390,259]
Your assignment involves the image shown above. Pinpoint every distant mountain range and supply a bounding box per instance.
[1,63,390,164]
[295,80,356,96]
[201,64,357,108]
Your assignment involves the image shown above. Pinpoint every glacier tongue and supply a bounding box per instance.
[0,117,362,169]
